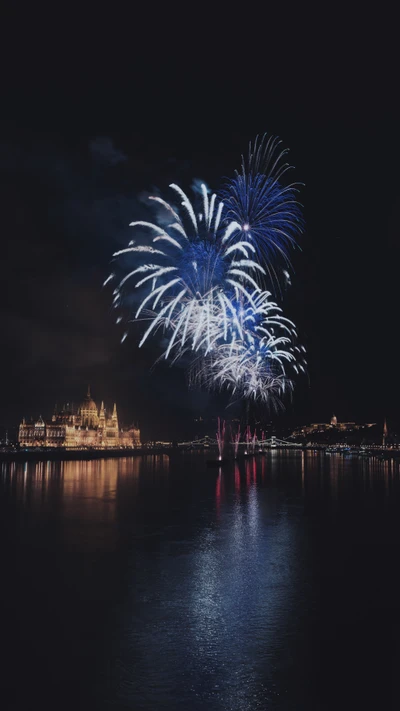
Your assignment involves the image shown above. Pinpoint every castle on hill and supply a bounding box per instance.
[18,387,141,449]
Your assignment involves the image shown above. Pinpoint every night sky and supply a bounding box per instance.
[1,11,398,439]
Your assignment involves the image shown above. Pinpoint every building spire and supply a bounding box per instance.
[98,400,105,429]
[87,384,91,398]
[383,417,388,447]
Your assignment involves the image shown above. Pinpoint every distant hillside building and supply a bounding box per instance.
[19,387,141,448]
[290,415,376,438]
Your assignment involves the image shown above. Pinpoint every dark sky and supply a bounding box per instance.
[0,9,398,438]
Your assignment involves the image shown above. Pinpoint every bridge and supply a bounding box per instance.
[173,435,301,451]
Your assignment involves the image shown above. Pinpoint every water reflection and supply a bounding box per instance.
[0,456,170,552]
[114,455,306,709]
[2,452,400,709]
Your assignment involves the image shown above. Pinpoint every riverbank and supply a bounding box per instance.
[1,445,398,464]
[0,447,168,463]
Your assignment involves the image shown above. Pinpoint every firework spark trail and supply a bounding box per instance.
[231,425,241,458]
[113,246,166,257]
[216,418,226,460]
[245,426,251,453]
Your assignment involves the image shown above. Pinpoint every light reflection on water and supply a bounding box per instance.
[1,451,400,709]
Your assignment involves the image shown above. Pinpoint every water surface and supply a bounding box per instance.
[1,452,400,709]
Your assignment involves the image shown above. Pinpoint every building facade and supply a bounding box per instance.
[19,387,141,448]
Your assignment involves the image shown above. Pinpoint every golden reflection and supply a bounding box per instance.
[383,459,389,495]
[0,457,145,552]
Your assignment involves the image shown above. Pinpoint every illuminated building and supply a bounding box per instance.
[290,415,376,438]
[291,422,330,436]
[18,387,141,448]
[337,421,356,431]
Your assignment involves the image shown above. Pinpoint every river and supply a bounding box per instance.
[1,452,400,709]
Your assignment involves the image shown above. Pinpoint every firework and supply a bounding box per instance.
[216,417,226,460]
[201,341,295,408]
[251,429,257,454]
[221,134,303,293]
[111,183,265,360]
[245,425,251,451]
[231,424,241,458]
[189,289,305,406]
[108,136,306,409]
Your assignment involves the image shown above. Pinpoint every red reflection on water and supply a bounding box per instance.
[215,472,222,517]
[252,458,257,483]
[234,463,240,495]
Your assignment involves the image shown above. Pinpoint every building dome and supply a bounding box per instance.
[80,385,97,412]
[80,386,99,427]
[81,395,97,411]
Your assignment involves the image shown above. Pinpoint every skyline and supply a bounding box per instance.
[1,22,399,439]
[0,403,394,447]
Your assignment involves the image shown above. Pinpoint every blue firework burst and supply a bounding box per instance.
[220,134,304,293]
